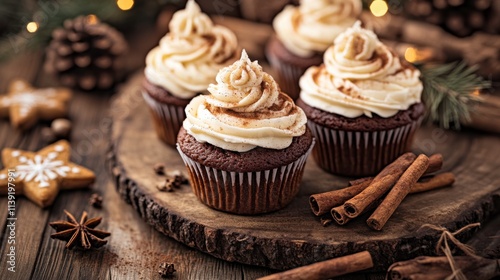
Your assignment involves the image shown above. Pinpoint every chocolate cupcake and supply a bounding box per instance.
[143,0,239,146]
[177,50,314,215]
[266,0,361,100]
[297,22,424,177]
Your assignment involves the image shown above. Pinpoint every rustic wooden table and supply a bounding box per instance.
[0,26,499,280]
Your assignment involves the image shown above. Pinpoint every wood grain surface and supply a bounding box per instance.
[109,72,500,272]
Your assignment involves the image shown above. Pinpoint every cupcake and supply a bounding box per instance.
[297,22,424,177]
[266,0,362,100]
[177,50,314,215]
[143,0,239,146]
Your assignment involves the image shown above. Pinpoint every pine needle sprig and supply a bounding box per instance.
[419,61,491,130]
[0,0,161,61]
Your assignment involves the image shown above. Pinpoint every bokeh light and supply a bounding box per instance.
[117,0,134,11]
[26,22,39,33]
[370,0,389,17]
[86,14,98,24]
[404,47,418,63]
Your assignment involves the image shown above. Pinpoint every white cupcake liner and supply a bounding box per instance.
[177,140,314,215]
[142,91,186,147]
[307,119,422,176]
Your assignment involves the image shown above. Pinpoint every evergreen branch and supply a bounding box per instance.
[418,61,491,130]
[0,0,162,61]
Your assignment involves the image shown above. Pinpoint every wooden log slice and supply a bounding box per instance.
[109,72,500,271]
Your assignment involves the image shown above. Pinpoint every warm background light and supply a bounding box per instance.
[404,47,418,63]
[117,0,134,11]
[26,22,39,33]
[86,14,98,24]
[404,47,435,63]
[370,0,389,17]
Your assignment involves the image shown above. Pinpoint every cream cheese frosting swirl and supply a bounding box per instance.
[300,22,423,118]
[183,50,307,152]
[145,0,238,99]
[273,0,362,57]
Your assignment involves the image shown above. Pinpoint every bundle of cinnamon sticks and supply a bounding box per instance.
[310,153,455,230]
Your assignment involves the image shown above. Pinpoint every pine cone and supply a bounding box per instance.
[404,0,497,37]
[44,15,127,91]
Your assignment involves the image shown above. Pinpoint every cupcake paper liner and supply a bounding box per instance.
[307,119,422,177]
[177,140,314,215]
[266,49,308,101]
[143,91,186,147]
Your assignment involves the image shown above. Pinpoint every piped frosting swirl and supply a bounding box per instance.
[145,0,238,99]
[324,21,398,80]
[183,50,307,152]
[273,0,362,57]
[299,22,423,118]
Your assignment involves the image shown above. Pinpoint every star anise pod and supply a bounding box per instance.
[50,210,110,250]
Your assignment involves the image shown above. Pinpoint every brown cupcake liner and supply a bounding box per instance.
[307,119,422,177]
[266,49,308,101]
[177,140,314,215]
[143,91,186,147]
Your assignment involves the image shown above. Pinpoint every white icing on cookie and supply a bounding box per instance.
[15,154,71,188]
[2,92,57,112]
[54,145,65,152]
[47,152,58,159]
[11,151,21,157]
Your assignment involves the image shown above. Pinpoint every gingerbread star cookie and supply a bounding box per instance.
[0,140,95,207]
[0,79,72,130]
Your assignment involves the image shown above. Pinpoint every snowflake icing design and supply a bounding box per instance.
[1,90,58,117]
[15,152,72,188]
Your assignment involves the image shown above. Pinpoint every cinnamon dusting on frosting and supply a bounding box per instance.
[183,50,307,152]
[300,21,422,118]
[144,0,238,99]
[273,0,362,57]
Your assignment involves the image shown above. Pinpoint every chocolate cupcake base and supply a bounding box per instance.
[266,36,323,101]
[142,79,192,147]
[298,100,425,177]
[143,92,186,147]
[307,119,421,176]
[177,127,314,215]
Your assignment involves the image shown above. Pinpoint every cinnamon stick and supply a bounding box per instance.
[331,173,454,226]
[312,160,448,217]
[331,206,351,225]
[426,154,444,174]
[310,180,371,216]
[343,153,417,219]
[332,198,385,226]
[387,256,500,280]
[367,154,430,231]
[311,153,445,217]
[257,251,373,280]
[349,177,374,186]
[411,172,455,193]
[348,153,443,186]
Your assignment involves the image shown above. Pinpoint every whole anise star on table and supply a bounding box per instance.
[50,210,110,250]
